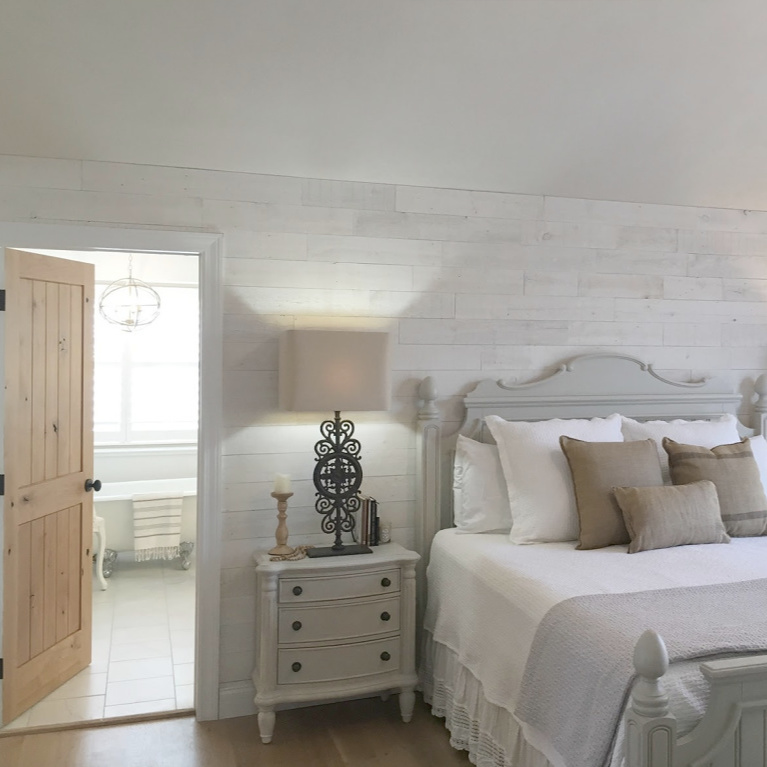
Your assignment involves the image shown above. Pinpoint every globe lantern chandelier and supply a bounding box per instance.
[98,254,161,332]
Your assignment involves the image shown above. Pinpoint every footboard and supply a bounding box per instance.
[626,631,767,767]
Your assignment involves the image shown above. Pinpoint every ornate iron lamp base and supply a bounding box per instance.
[311,410,367,553]
[306,543,372,558]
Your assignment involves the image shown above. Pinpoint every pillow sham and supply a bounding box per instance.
[621,415,740,483]
[560,436,663,550]
[613,480,729,553]
[485,413,623,544]
[663,437,767,537]
[453,435,511,533]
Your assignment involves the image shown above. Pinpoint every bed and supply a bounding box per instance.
[414,353,767,767]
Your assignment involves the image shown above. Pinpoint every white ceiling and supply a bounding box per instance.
[3,0,767,210]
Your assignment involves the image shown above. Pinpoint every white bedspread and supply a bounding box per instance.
[424,529,767,766]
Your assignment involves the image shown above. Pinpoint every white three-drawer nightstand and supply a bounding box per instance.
[252,543,420,743]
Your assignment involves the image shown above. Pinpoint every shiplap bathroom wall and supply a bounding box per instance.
[3,153,767,715]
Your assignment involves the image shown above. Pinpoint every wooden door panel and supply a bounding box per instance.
[3,249,94,724]
[29,516,45,659]
[18,276,34,489]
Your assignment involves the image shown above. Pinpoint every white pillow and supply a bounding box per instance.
[747,435,767,497]
[484,413,623,544]
[621,415,741,483]
[453,435,511,533]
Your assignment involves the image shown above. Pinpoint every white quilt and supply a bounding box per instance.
[424,529,767,767]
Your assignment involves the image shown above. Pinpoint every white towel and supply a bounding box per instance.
[132,493,183,562]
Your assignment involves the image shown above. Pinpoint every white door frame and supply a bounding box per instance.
[0,222,223,722]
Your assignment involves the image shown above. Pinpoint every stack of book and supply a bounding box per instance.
[356,494,380,546]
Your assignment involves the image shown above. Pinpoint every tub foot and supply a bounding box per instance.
[179,541,194,570]
[103,549,118,579]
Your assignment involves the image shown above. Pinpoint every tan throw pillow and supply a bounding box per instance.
[663,437,767,537]
[560,436,663,550]
[614,481,730,553]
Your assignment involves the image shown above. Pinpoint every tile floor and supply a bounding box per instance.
[2,557,196,731]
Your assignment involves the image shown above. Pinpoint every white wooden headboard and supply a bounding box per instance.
[414,353,767,574]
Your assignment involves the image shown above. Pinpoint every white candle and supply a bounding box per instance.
[273,473,291,494]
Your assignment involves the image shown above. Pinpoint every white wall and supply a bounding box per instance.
[3,2,767,210]
[3,154,767,715]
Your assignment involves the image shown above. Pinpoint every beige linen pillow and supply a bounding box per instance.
[663,438,767,537]
[614,481,730,553]
[560,437,663,550]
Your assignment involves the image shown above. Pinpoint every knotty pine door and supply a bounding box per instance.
[2,249,95,724]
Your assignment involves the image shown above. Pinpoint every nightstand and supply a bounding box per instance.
[252,543,420,744]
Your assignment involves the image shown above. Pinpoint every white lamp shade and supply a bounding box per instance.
[280,330,391,413]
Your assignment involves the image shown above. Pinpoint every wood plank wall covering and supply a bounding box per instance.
[3,153,767,714]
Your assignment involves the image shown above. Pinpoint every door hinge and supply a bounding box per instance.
[0,474,4,496]
[0,658,3,680]
[0,290,5,311]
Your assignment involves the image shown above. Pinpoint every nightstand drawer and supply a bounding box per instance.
[279,569,400,603]
[279,597,400,644]
[277,636,400,684]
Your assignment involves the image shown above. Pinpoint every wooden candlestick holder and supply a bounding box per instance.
[269,491,295,556]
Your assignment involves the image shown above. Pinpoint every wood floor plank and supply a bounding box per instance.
[0,696,470,767]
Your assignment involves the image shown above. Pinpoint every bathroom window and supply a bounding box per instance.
[94,285,199,445]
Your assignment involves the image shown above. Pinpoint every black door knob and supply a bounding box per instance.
[380,577,391,588]
[292,621,302,631]
[380,612,391,621]
[85,479,102,492]
[292,586,303,596]
[291,662,302,672]
[380,651,391,662]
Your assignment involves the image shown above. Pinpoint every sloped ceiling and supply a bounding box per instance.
[2,0,767,209]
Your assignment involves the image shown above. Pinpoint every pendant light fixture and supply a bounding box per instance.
[98,254,161,332]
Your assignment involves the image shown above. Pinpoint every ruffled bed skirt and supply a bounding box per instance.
[420,630,554,767]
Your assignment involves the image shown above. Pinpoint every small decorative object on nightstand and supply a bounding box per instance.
[252,543,420,744]
[269,474,295,557]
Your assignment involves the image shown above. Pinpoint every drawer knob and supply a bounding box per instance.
[291,662,302,672]
[380,611,391,621]
[380,651,391,662]
[292,586,303,596]
[380,577,391,588]
[292,621,302,631]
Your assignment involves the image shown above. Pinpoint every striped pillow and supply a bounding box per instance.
[663,437,767,537]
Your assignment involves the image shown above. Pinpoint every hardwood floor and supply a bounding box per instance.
[0,694,471,767]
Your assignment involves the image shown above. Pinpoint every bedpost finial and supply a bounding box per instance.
[633,630,669,680]
[418,376,439,419]
[630,630,670,719]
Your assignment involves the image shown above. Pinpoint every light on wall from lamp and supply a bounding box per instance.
[279,329,391,557]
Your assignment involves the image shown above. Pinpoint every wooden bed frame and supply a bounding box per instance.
[414,353,767,767]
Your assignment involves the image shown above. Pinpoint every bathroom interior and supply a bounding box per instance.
[2,249,199,730]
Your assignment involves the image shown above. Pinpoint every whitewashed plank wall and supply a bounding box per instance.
[2,153,767,714]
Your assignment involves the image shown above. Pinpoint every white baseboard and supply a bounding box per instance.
[218,681,257,720]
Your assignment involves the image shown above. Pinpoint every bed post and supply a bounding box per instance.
[415,377,441,622]
[753,374,767,436]
[625,631,676,767]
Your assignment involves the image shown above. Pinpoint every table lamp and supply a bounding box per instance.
[279,329,391,557]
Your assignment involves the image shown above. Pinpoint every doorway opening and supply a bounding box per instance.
[2,248,200,729]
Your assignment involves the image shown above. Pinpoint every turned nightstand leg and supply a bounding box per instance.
[399,688,415,723]
[258,708,276,743]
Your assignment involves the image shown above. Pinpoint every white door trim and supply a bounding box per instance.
[0,222,223,722]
